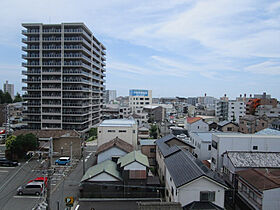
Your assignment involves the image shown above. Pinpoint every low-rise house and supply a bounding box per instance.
[190,132,220,160]
[185,117,209,132]
[164,149,228,208]
[210,133,280,173]
[80,160,123,198]
[222,151,280,187]
[143,105,165,123]
[208,121,218,131]
[156,134,195,183]
[217,121,239,132]
[239,115,268,134]
[95,137,133,164]
[236,169,280,210]
[183,201,224,210]
[140,139,156,166]
[13,129,81,157]
[98,119,138,149]
[81,150,161,198]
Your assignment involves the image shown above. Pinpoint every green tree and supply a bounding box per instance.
[89,127,97,140]
[7,133,38,158]
[149,124,158,139]
[0,91,13,104]
[13,92,23,103]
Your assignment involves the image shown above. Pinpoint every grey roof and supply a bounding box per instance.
[155,134,194,158]
[164,149,227,188]
[256,128,280,135]
[226,151,280,168]
[218,120,237,127]
[99,119,136,127]
[140,139,156,146]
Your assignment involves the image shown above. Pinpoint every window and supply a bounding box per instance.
[119,130,127,133]
[108,130,115,132]
[171,187,174,196]
[211,157,216,164]
[197,126,200,129]
[150,148,156,153]
[133,130,136,133]
[212,141,218,149]
[145,98,149,100]
[200,191,215,202]
[208,145,211,151]
[253,145,258,150]
[227,127,233,131]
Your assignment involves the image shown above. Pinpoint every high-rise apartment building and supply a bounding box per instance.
[104,90,117,103]
[3,80,14,99]
[22,23,106,132]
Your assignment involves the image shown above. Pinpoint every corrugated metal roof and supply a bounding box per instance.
[256,128,280,135]
[140,139,156,146]
[81,160,122,182]
[165,149,226,188]
[99,119,136,127]
[117,150,149,168]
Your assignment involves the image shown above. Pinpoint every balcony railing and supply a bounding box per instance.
[22,29,39,34]
[42,28,61,33]
[43,45,61,50]
[22,38,39,42]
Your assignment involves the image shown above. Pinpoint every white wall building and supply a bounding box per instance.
[227,100,246,123]
[185,117,209,133]
[190,132,220,161]
[211,133,280,173]
[98,119,138,149]
[164,150,227,208]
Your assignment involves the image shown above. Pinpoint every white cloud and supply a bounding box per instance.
[245,60,280,75]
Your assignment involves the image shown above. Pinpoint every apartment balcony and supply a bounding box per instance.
[63,103,90,107]
[22,86,41,91]
[42,78,61,83]
[42,45,61,50]
[92,53,100,63]
[42,69,61,75]
[42,37,61,42]
[42,103,61,107]
[63,69,91,78]
[22,62,40,67]
[22,29,40,34]
[23,118,41,122]
[62,87,90,92]
[42,94,61,99]
[42,53,61,58]
[92,47,100,56]
[92,89,100,94]
[63,95,89,99]
[27,102,41,107]
[42,111,61,115]
[22,110,41,115]
[42,62,61,66]
[62,118,90,124]
[42,86,61,91]
[63,78,90,85]
[22,46,40,51]
[22,78,41,83]
[22,70,41,75]
[22,53,40,59]
[92,68,100,75]
[22,94,41,99]
[22,38,40,43]
[42,28,61,33]
[42,119,61,124]
[64,45,82,50]
[62,111,90,116]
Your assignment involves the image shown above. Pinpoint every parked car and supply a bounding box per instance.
[28,177,48,187]
[0,158,18,167]
[55,157,70,165]
[17,182,43,196]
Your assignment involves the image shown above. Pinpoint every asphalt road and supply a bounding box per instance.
[0,159,47,210]
[77,201,138,210]
[49,145,96,210]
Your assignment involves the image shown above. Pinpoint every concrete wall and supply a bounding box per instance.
[97,147,127,164]
[190,133,211,160]
[156,146,165,183]
[263,188,280,210]
[98,124,138,149]
[185,120,209,133]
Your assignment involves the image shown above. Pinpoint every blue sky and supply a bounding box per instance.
[0,0,279,99]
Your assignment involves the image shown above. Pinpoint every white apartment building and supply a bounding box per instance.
[97,119,138,149]
[3,81,14,99]
[227,100,245,123]
[129,89,152,124]
[22,23,106,132]
[210,133,280,173]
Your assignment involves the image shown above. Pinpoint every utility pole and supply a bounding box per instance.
[4,104,9,142]
[46,137,53,210]
[82,140,85,175]
[70,141,72,165]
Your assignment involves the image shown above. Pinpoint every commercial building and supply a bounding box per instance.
[97,119,138,149]
[22,23,106,132]
[3,81,14,99]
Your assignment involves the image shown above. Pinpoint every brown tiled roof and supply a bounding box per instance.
[237,169,280,191]
[187,117,202,124]
[96,137,133,155]
[12,129,80,138]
